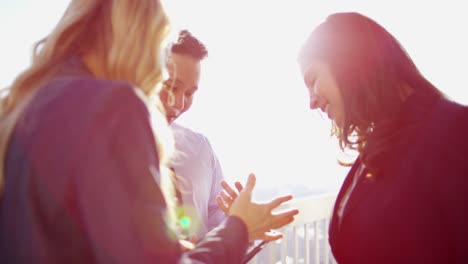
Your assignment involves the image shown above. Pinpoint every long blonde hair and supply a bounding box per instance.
[0,0,177,224]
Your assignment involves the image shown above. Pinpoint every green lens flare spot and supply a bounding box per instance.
[180,216,191,228]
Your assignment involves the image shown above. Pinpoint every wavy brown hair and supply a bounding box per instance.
[299,12,442,172]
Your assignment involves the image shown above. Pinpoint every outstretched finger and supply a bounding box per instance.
[273,208,299,218]
[262,230,283,242]
[268,195,293,210]
[243,173,256,194]
[221,181,238,200]
[216,195,229,214]
[234,181,244,193]
[220,190,233,206]
[270,215,296,230]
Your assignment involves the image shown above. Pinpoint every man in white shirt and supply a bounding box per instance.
[158,30,225,241]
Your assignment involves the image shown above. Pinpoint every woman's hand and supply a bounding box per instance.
[216,180,244,214]
[179,239,195,252]
[218,173,299,242]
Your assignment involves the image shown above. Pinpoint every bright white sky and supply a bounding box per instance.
[1,1,467,198]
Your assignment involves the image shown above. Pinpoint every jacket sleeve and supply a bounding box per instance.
[72,83,248,264]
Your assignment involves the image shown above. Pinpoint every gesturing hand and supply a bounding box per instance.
[216,180,244,215]
[219,173,299,242]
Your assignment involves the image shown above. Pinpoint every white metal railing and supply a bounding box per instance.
[249,192,338,264]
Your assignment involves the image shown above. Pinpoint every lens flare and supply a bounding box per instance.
[179,216,191,229]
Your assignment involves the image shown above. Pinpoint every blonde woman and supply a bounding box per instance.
[0,1,298,263]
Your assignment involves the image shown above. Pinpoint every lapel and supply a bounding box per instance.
[340,160,378,221]
[330,157,379,235]
[330,159,362,235]
[332,159,361,217]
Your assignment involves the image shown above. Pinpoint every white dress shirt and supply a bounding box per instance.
[170,123,226,239]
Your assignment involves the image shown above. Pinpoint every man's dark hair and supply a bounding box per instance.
[171,30,208,60]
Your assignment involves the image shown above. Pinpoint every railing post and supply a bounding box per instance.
[314,221,320,264]
[324,219,329,264]
[281,235,287,263]
[293,226,298,263]
[305,223,310,263]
